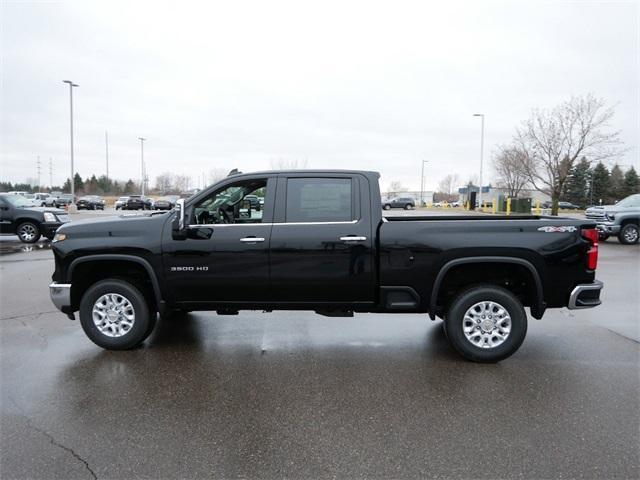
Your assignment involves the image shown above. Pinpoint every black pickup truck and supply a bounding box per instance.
[49,170,603,362]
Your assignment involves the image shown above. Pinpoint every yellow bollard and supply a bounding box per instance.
[506,198,512,215]
[492,198,497,214]
[535,201,541,215]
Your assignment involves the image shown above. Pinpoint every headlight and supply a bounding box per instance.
[43,212,57,222]
[52,232,66,243]
[606,213,616,221]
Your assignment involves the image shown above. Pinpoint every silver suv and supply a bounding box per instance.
[586,194,640,245]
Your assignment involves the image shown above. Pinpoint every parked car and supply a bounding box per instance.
[382,197,415,210]
[542,201,580,210]
[46,194,75,208]
[115,197,129,210]
[0,193,70,243]
[76,195,105,210]
[33,192,50,206]
[123,195,152,210]
[49,169,602,363]
[7,191,28,196]
[152,197,176,210]
[585,193,640,244]
[21,194,41,207]
[244,194,261,210]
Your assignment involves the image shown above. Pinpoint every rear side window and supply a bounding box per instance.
[286,178,352,223]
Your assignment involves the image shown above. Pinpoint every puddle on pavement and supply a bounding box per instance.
[0,240,53,255]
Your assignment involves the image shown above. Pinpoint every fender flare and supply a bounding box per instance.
[429,256,545,320]
[67,254,163,309]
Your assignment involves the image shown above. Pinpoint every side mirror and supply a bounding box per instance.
[172,199,187,240]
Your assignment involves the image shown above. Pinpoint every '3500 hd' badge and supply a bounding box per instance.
[170,266,209,272]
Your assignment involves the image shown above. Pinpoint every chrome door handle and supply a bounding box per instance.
[339,236,367,242]
[240,237,265,243]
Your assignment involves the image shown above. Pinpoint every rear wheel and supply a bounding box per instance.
[16,221,41,243]
[444,285,527,362]
[79,279,156,350]
[619,223,639,245]
[404,203,413,210]
[383,204,391,210]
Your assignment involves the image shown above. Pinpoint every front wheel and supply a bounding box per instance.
[16,222,41,243]
[79,279,156,350]
[383,204,391,210]
[444,285,527,362]
[619,223,639,245]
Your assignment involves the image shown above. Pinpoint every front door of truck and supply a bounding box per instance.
[162,176,275,305]
[268,174,375,305]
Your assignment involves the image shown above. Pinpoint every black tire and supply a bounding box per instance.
[618,223,639,245]
[598,233,609,242]
[404,203,413,210]
[79,279,156,350]
[16,221,41,243]
[444,285,527,363]
[383,204,391,210]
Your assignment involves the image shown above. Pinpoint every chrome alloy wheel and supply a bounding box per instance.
[462,301,512,349]
[17,224,37,242]
[623,226,638,243]
[92,293,135,337]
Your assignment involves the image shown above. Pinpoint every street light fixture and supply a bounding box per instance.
[420,160,429,207]
[63,80,79,206]
[473,113,485,208]
[138,137,146,196]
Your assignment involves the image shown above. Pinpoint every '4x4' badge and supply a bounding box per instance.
[537,226,577,233]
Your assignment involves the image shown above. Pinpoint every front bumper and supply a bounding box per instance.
[568,280,604,309]
[42,222,65,238]
[596,222,620,235]
[49,282,72,311]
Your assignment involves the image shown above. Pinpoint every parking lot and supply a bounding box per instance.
[1,209,638,479]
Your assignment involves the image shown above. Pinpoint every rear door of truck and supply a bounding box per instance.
[269,173,375,305]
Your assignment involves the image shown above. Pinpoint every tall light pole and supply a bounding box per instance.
[473,113,485,207]
[63,80,79,204]
[105,131,109,182]
[420,160,429,207]
[138,137,146,196]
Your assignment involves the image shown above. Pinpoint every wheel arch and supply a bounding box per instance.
[429,256,545,320]
[67,254,163,311]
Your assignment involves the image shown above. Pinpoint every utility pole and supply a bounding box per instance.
[49,158,53,188]
[36,156,41,190]
[105,131,109,182]
[63,80,79,207]
[473,113,485,207]
[138,137,146,196]
[420,160,429,207]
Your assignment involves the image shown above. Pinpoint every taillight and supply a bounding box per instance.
[581,228,598,270]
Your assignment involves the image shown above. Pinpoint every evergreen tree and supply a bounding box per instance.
[73,173,84,194]
[124,179,136,194]
[590,162,610,205]
[623,166,640,196]
[608,164,625,203]
[62,178,71,193]
[564,157,591,207]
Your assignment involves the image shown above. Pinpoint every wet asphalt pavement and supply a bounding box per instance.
[0,216,639,479]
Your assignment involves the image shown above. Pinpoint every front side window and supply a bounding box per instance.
[192,179,267,224]
[286,178,352,223]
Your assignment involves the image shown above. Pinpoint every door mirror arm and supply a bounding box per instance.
[172,199,188,240]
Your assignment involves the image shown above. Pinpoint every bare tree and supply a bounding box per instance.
[173,175,191,193]
[155,172,174,194]
[388,181,406,193]
[270,157,309,170]
[437,174,460,196]
[513,94,623,215]
[492,145,529,198]
[208,168,227,185]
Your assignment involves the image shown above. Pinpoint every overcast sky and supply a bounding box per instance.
[1,0,638,191]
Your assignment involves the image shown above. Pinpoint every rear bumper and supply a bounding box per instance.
[49,282,72,311]
[568,280,603,309]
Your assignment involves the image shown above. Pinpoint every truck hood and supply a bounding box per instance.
[56,211,171,236]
